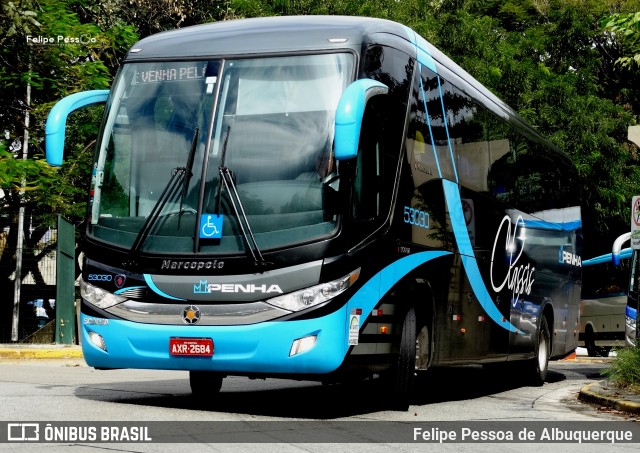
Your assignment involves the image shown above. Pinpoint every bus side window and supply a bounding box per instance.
[352,106,382,220]
[353,45,411,222]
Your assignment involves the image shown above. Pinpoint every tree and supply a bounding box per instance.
[2,0,640,336]
[0,0,137,340]
[83,0,228,36]
[601,7,640,119]
[0,0,137,218]
[603,12,640,69]
[404,0,638,256]
[224,0,640,255]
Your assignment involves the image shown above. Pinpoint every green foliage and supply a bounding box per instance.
[45,106,105,221]
[603,344,640,389]
[415,0,639,255]
[2,1,41,36]
[0,0,638,260]
[603,12,640,69]
[96,0,226,35]
[0,0,138,224]
[0,147,55,193]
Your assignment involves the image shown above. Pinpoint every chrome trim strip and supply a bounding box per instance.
[105,300,290,325]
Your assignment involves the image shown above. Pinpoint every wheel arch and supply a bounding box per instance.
[388,274,436,369]
[583,320,596,334]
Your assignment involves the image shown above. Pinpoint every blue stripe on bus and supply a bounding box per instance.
[416,48,436,73]
[403,26,437,73]
[442,179,521,333]
[114,286,146,295]
[83,247,516,372]
[83,252,454,373]
[437,76,459,183]
[627,305,637,320]
[144,274,186,301]
[521,219,582,231]
[346,250,452,319]
[415,37,437,73]
[418,68,442,178]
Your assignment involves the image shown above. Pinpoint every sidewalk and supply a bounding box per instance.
[578,380,640,415]
[568,347,640,415]
[0,343,83,360]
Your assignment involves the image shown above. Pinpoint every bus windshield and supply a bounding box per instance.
[89,53,354,254]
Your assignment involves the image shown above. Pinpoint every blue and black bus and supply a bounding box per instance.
[46,16,582,408]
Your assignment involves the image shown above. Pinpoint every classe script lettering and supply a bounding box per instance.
[490,214,535,306]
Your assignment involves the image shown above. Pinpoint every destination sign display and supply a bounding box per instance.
[134,63,209,84]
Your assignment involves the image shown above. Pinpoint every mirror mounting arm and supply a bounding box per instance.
[334,79,388,161]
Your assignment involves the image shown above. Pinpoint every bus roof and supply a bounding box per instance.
[122,15,566,162]
[123,15,409,61]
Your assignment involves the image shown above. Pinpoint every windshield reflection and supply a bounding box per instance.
[89,53,354,255]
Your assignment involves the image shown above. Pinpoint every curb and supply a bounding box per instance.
[578,381,640,415]
[0,346,83,360]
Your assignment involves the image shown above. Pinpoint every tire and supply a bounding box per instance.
[189,370,224,398]
[390,307,418,410]
[527,316,550,386]
[585,327,607,357]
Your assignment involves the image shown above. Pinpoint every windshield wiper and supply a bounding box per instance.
[179,128,199,227]
[212,126,269,269]
[213,126,231,215]
[131,128,199,258]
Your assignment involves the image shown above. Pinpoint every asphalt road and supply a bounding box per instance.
[0,356,638,452]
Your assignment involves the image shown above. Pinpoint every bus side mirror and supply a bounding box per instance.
[613,232,632,266]
[334,79,388,161]
[45,90,109,166]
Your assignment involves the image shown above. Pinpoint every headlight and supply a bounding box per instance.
[266,268,360,312]
[80,279,127,309]
[626,315,636,331]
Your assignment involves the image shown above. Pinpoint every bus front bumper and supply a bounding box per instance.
[80,308,350,376]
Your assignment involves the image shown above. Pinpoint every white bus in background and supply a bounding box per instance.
[579,233,632,356]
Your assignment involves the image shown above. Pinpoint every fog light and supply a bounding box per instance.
[289,335,317,357]
[88,331,107,352]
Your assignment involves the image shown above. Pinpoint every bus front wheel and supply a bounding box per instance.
[189,370,224,398]
[389,306,418,410]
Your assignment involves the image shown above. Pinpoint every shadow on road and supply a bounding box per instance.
[74,364,570,419]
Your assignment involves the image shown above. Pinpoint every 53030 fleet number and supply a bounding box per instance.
[404,206,430,229]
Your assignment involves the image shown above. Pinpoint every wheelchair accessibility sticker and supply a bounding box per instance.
[199,214,223,239]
